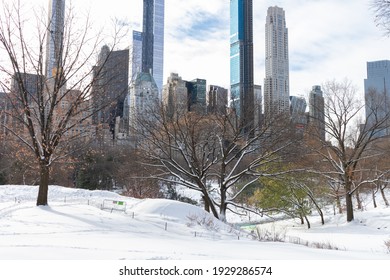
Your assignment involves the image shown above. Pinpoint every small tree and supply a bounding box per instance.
[249,163,326,229]
[0,1,125,205]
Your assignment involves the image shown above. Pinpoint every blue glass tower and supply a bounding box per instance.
[141,0,164,95]
[230,0,254,132]
[142,0,154,75]
[153,0,165,95]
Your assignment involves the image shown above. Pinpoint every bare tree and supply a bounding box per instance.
[134,102,299,222]
[307,79,390,222]
[0,1,126,205]
[372,0,390,35]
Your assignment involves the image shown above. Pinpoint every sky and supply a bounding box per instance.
[2,0,389,100]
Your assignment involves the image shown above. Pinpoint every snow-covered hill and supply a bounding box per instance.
[0,185,389,260]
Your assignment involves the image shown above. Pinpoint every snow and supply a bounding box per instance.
[1,185,390,260]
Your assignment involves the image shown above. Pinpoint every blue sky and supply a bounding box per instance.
[4,0,390,99]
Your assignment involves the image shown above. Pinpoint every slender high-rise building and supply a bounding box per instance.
[153,0,165,94]
[129,30,143,82]
[46,0,65,80]
[142,0,154,75]
[309,85,325,141]
[140,0,165,94]
[290,96,307,127]
[264,6,289,123]
[364,60,390,137]
[230,0,254,132]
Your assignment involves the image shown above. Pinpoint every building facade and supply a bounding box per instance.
[140,0,165,94]
[186,79,207,114]
[264,6,290,123]
[129,30,143,82]
[46,0,65,80]
[254,84,263,129]
[91,46,129,137]
[290,96,307,130]
[364,60,390,137]
[124,72,159,142]
[142,0,154,75]
[230,0,254,132]
[162,73,188,120]
[208,85,228,115]
[309,85,325,141]
[153,0,165,94]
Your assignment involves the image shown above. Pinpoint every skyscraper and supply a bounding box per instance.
[186,79,207,114]
[140,0,165,94]
[309,85,325,141]
[162,73,188,120]
[129,31,143,82]
[91,46,129,136]
[290,96,307,129]
[254,84,263,129]
[264,6,289,123]
[230,0,254,132]
[364,60,390,137]
[125,72,159,142]
[153,0,165,94]
[208,85,228,115]
[142,0,154,75]
[46,0,65,80]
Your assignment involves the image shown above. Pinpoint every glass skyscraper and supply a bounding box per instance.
[46,0,65,80]
[364,60,390,137]
[230,0,254,132]
[140,0,165,95]
[264,6,289,123]
[130,30,143,82]
[153,0,165,95]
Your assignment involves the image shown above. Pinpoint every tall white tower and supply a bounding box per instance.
[264,6,289,123]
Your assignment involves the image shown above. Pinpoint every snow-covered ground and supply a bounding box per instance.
[0,185,390,260]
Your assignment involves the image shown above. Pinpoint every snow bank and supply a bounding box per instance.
[1,185,390,260]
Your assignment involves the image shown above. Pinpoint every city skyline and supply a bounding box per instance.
[3,0,390,99]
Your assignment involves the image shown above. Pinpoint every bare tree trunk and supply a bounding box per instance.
[306,189,325,225]
[356,188,362,210]
[202,195,210,212]
[202,192,219,220]
[316,206,325,225]
[299,214,304,225]
[372,188,378,208]
[336,194,343,214]
[304,215,311,229]
[37,162,50,206]
[345,185,354,222]
[380,186,389,207]
[219,188,227,222]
